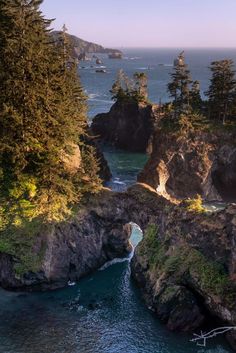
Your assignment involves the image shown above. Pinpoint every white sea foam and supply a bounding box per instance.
[88,93,100,99]
[68,281,76,286]
[129,57,141,60]
[113,179,126,185]
[99,257,130,271]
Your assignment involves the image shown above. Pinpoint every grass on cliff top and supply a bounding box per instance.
[139,224,236,308]
[0,218,48,276]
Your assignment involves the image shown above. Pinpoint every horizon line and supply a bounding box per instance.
[114,46,236,50]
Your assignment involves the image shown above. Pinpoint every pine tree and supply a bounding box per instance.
[0,0,101,225]
[168,52,192,116]
[133,72,148,102]
[110,70,148,103]
[110,69,127,101]
[206,59,236,123]
[190,80,202,112]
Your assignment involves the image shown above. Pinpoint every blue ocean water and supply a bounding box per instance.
[80,48,236,118]
[80,48,236,190]
[0,49,235,353]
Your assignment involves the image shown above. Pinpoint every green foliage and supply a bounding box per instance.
[140,224,236,306]
[110,70,148,103]
[184,194,205,214]
[139,224,167,268]
[186,249,235,305]
[165,54,236,126]
[189,80,202,112]
[160,111,210,136]
[168,52,192,116]
[0,218,46,275]
[161,245,234,303]
[0,1,101,225]
[206,59,236,123]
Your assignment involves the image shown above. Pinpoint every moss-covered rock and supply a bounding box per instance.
[131,201,236,348]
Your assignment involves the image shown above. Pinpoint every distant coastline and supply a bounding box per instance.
[52,31,122,55]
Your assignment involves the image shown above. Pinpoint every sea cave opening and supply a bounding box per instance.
[211,162,236,202]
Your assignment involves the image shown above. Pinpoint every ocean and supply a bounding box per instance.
[0,49,234,353]
[80,48,236,191]
[80,48,236,118]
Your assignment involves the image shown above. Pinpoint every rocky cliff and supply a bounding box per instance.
[91,100,157,153]
[1,182,236,347]
[138,125,236,202]
[92,99,236,202]
[0,189,129,291]
[131,202,236,334]
[0,184,161,291]
[52,31,122,56]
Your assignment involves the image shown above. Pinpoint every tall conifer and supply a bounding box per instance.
[168,52,192,116]
[206,59,236,123]
[0,0,101,224]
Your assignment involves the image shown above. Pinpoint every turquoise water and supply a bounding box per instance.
[0,226,232,353]
[103,146,148,191]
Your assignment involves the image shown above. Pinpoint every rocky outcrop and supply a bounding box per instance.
[91,100,157,152]
[52,31,122,56]
[0,184,161,291]
[138,127,236,202]
[95,143,112,182]
[131,201,236,347]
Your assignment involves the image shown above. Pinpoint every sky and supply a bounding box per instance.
[41,0,236,48]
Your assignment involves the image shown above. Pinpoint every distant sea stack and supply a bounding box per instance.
[52,31,122,57]
[108,52,123,59]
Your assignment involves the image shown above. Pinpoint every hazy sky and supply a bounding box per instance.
[41,0,236,48]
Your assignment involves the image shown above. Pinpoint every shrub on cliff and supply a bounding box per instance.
[184,195,205,213]
[0,0,101,226]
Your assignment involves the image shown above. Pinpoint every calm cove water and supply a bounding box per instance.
[0,226,232,353]
[0,49,235,353]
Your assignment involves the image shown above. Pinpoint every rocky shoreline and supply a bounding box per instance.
[1,99,236,348]
[0,181,236,346]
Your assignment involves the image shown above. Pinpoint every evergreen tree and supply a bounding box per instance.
[110,69,128,101]
[0,0,101,224]
[190,80,202,112]
[110,70,148,103]
[133,72,148,102]
[168,52,192,116]
[206,59,236,123]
